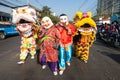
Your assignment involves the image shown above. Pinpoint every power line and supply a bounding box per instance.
[35,0,43,7]
[0,2,14,8]
[11,0,26,5]
[78,0,88,11]
[85,4,97,12]
[0,0,29,8]
[78,0,97,13]
[1,0,17,7]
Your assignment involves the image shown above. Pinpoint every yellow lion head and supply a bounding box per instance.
[73,12,96,36]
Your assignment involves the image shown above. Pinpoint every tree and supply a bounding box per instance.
[50,15,59,24]
[40,6,59,24]
[41,6,51,17]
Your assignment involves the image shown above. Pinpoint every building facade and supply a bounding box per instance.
[97,0,120,23]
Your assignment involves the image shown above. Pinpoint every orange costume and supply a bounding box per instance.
[57,23,75,45]
[56,14,76,75]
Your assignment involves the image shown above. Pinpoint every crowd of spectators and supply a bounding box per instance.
[97,21,120,46]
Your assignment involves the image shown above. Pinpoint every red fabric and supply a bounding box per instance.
[38,25,60,62]
[105,24,108,30]
[56,23,76,45]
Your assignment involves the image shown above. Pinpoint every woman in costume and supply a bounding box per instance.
[38,16,60,76]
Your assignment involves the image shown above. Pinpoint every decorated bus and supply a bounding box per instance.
[0,11,19,39]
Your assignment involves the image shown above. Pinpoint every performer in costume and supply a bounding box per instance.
[73,12,97,63]
[56,14,76,75]
[38,16,60,76]
[12,7,39,64]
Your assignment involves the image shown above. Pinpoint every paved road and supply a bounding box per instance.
[0,36,120,80]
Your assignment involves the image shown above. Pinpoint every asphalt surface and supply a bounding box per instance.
[0,36,120,80]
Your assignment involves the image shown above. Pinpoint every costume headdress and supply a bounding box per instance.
[12,6,37,24]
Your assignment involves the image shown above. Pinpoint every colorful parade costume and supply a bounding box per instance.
[56,14,76,75]
[12,7,38,64]
[38,16,60,76]
[73,12,97,63]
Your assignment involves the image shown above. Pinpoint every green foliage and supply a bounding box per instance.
[50,15,59,24]
[40,6,59,24]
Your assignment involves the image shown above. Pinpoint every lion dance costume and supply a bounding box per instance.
[12,7,38,64]
[73,12,97,63]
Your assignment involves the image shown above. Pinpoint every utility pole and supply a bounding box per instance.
[111,0,114,16]
[27,0,30,6]
[97,0,102,22]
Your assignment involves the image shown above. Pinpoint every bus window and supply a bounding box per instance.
[3,16,6,21]
[0,16,2,21]
[0,15,11,25]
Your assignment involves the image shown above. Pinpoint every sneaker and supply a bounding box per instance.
[53,71,58,76]
[42,65,46,69]
[83,60,88,63]
[59,70,64,75]
[31,56,35,59]
[66,62,70,66]
[17,61,24,64]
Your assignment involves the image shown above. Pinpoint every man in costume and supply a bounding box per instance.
[12,7,38,64]
[56,14,76,75]
[73,12,97,63]
[38,16,60,76]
